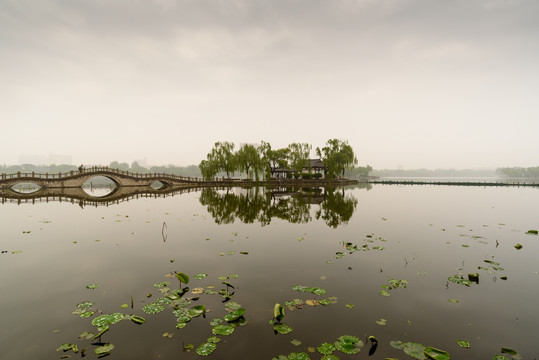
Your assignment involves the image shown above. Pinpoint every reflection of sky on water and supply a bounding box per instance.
[0,186,537,359]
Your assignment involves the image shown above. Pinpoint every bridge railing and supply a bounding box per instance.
[0,166,203,182]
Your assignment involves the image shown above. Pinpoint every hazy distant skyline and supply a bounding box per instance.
[1,0,538,169]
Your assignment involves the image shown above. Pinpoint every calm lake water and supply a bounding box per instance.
[1,184,538,359]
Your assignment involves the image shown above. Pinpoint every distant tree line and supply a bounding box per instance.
[372,168,498,178]
[496,167,539,178]
[0,162,203,177]
[199,139,358,181]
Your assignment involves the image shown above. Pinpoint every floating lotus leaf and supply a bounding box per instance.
[285,299,304,309]
[492,356,510,360]
[92,313,125,331]
[272,356,287,360]
[189,305,206,318]
[335,335,363,354]
[56,343,78,353]
[142,303,165,314]
[172,298,190,309]
[448,275,472,287]
[192,287,204,294]
[212,324,235,336]
[176,272,190,285]
[77,301,94,309]
[207,336,220,344]
[291,339,302,346]
[224,308,245,322]
[274,303,285,323]
[194,273,208,280]
[154,281,169,288]
[78,331,94,340]
[95,343,114,358]
[210,318,223,326]
[229,317,248,327]
[457,340,470,348]
[86,284,100,289]
[380,290,391,297]
[526,230,538,235]
[317,342,336,355]
[176,322,187,329]
[424,347,450,360]
[287,352,310,360]
[392,342,427,360]
[306,299,319,306]
[80,310,95,318]
[319,299,331,306]
[310,287,327,295]
[321,355,339,360]
[131,315,145,324]
[292,285,310,292]
[273,323,293,335]
[501,347,519,356]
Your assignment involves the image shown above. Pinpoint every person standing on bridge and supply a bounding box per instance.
[78,164,84,173]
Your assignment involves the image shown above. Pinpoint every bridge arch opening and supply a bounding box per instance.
[10,182,42,194]
[82,176,119,197]
[150,180,170,190]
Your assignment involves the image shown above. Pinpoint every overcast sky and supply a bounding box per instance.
[1,0,538,169]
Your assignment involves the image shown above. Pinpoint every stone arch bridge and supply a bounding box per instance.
[0,166,204,189]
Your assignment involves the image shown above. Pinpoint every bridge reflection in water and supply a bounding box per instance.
[0,185,205,208]
[1,184,370,227]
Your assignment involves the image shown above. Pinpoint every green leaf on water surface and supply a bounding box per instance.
[273,356,288,360]
[380,290,391,297]
[376,318,387,325]
[514,244,523,250]
[176,272,190,285]
[95,343,114,358]
[194,273,208,280]
[492,356,510,360]
[287,352,310,360]
[345,304,354,309]
[391,341,427,359]
[310,287,327,295]
[120,304,128,309]
[501,347,519,356]
[131,315,145,324]
[334,335,363,355]
[210,318,223,326]
[240,251,249,255]
[154,281,169,288]
[317,342,336,355]
[273,323,293,334]
[526,229,538,235]
[142,302,165,314]
[389,279,408,288]
[76,301,94,309]
[381,284,392,290]
[189,305,206,318]
[285,299,304,309]
[223,308,245,322]
[335,252,345,259]
[448,275,472,287]
[222,281,235,289]
[292,285,310,292]
[207,336,220,344]
[226,251,235,255]
[11,250,23,254]
[448,298,459,304]
[274,303,285,322]
[79,331,95,340]
[196,342,217,356]
[225,301,242,311]
[320,355,339,360]
[212,324,235,336]
[424,347,450,360]
[86,284,100,289]
[56,343,79,353]
[457,340,470,348]
[291,339,302,346]
[319,299,331,306]
[91,313,125,331]
[155,297,172,306]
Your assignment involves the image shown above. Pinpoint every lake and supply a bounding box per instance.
[0,184,537,359]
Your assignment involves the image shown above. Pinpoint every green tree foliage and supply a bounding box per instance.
[496,167,539,178]
[236,143,264,180]
[316,139,357,179]
[288,143,312,174]
[209,141,237,178]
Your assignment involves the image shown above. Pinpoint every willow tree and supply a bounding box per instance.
[212,141,237,178]
[316,139,357,179]
[288,143,312,175]
[236,143,264,180]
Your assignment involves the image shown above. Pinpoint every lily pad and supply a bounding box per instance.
[189,305,206,318]
[154,281,169,288]
[212,324,235,336]
[424,347,450,360]
[273,323,293,334]
[91,313,125,331]
[207,336,220,344]
[142,303,165,314]
[196,342,217,356]
[526,230,538,235]
[391,341,427,359]
[457,340,470,348]
[291,339,302,346]
[56,343,79,353]
[274,303,285,323]
[194,273,208,280]
[317,342,336,355]
[335,335,363,354]
[131,315,145,324]
[176,272,190,286]
[310,287,327,295]
[380,290,391,297]
[95,343,114,358]
[86,284,100,290]
[225,301,242,311]
[287,352,310,360]
[223,308,245,322]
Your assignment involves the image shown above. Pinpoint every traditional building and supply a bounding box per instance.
[273,159,326,178]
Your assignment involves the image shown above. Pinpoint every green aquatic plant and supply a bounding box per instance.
[334,335,363,354]
[176,272,190,288]
[95,343,114,358]
[212,324,235,335]
[92,313,125,332]
[526,229,538,235]
[142,302,165,314]
[56,343,78,353]
[273,323,293,334]
[457,339,470,348]
[196,342,217,356]
[317,342,336,355]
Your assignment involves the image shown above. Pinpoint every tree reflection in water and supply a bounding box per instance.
[199,186,362,228]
